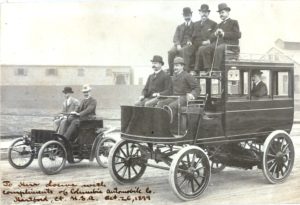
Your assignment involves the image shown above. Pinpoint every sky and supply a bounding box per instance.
[0,0,300,69]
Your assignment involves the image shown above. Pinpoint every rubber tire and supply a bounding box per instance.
[95,137,116,168]
[8,138,34,169]
[169,146,211,201]
[38,140,67,175]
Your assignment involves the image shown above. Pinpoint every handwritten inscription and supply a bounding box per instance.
[1,180,154,203]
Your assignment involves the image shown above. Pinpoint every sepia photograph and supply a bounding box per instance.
[0,0,300,204]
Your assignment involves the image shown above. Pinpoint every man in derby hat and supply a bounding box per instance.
[199,3,241,73]
[168,7,195,75]
[135,55,172,107]
[192,4,217,74]
[251,70,268,98]
[62,84,97,141]
[54,86,79,134]
[157,57,200,119]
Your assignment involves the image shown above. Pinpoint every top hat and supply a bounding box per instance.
[173,57,185,65]
[62,86,74,94]
[151,55,164,65]
[81,84,92,92]
[217,3,231,12]
[199,4,210,12]
[183,7,192,16]
[252,70,263,76]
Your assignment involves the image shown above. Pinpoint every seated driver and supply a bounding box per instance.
[251,70,268,98]
[156,57,200,119]
[62,84,97,141]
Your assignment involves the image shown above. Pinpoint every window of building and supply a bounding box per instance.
[46,68,58,76]
[78,68,85,77]
[114,73,129,85]
[15,68,28,76]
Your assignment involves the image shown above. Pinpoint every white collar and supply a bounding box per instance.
[185,20,192,26]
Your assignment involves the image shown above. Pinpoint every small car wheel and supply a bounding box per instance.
[8,138,34,169]
[95,137,116,168]
[262,130,295,184]
[38,140,67,175]
[169,146,211,201]
[108,139,147,184]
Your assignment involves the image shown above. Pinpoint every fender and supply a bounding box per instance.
[89,127,117,161]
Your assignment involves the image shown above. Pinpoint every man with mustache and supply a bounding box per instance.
[168,7,195,75]
[193,4,217,74]
[135,55,172,107]
[157,57,200,119]
[199,3,241,74]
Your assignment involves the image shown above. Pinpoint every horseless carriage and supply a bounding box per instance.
[8,117,116,175]
[108,47,295,200]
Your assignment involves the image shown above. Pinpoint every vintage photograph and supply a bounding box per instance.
[1,0,300,204]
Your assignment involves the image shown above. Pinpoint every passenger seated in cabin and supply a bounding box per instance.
[54,86,79,134]
[135,55,172,107]
[62,84,97,141]
[251,70,268,98]
[198,3,241,74]
[168,7,195,75]
[156,57,200,119]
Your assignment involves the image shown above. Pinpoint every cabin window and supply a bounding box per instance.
[211,79,222,97]
[199,79,206,95]
[273,71,290,98]
[227,68,249,100]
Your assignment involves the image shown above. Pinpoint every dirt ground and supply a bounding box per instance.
[0,124,300,205]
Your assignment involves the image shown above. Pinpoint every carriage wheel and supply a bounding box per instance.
[8,138,34,169]
[108,139,147,184]
[169,146,211,201]
[38,141,67,175]
[95,137,116,168]
[211,161,226,174]
[262,130,294,184]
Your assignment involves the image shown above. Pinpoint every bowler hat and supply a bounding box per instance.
[183,7,192,16]
[62,86,74,94]
[81,84,92,92]
[217,3,231,12]
[151,55,164,65]
[173,57,185,65]
[252,70,263,76]
[199,4,210,12]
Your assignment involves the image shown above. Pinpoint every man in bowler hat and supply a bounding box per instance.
[251,70,268,98]
[135,55,172,107]
[200,3,241,73]
[168,7,195,75]
[193,4,217,73]
[54,87,79,134]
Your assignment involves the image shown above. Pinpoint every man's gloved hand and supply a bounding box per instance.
[152,93,160,97]
[176,44,182,50]
[186,93,195,101]
[138,96,145,101]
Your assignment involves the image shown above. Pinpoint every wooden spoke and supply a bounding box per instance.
[116,164,125,173]
[121,166,127,178]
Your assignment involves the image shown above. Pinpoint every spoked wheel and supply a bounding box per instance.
[210,161,226,174]
[38,141,67,175]
[8,138,34,169]
[108,139,147,184]
[262,130,295,183]
[95,137,116,168]
[169,146,211,201]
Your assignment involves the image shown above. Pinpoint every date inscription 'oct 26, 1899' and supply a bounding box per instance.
[1,180,154,203]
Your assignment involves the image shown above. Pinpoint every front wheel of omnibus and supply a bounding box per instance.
[108,139,147,184]
[8,138,34,169]
[262,130,294,184]
[169,146,211,201]
[38,140,67,175]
